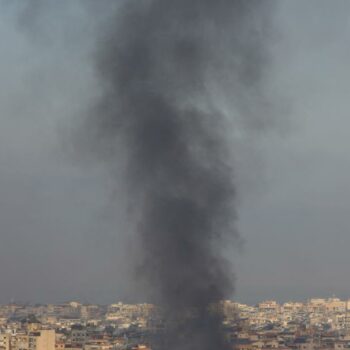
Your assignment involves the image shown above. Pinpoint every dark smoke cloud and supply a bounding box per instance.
[84,1,274,349]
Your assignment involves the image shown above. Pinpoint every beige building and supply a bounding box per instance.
[258,301,279,313]
[282,302,304,312]
[325,298,346,313]
[29,330,55,350]
[13,333,29,350]
[10,330,55,350]
[0,334,11,350]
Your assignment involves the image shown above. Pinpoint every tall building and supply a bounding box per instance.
[28,330,55,350]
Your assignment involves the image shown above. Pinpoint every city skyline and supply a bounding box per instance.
[2,296,350,350]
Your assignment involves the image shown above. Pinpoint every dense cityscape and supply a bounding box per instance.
[1,297,350,350]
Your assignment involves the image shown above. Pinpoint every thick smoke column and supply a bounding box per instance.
[88,1,273,349]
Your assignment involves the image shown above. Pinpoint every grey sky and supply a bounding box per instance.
[0,0,349,305]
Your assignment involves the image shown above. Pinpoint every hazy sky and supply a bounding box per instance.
[1,0,350,305]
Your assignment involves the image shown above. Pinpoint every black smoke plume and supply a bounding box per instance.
[86,1,273,349]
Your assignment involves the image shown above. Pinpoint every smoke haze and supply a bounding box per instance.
[83,1,274,349]
[2,0,350,308]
